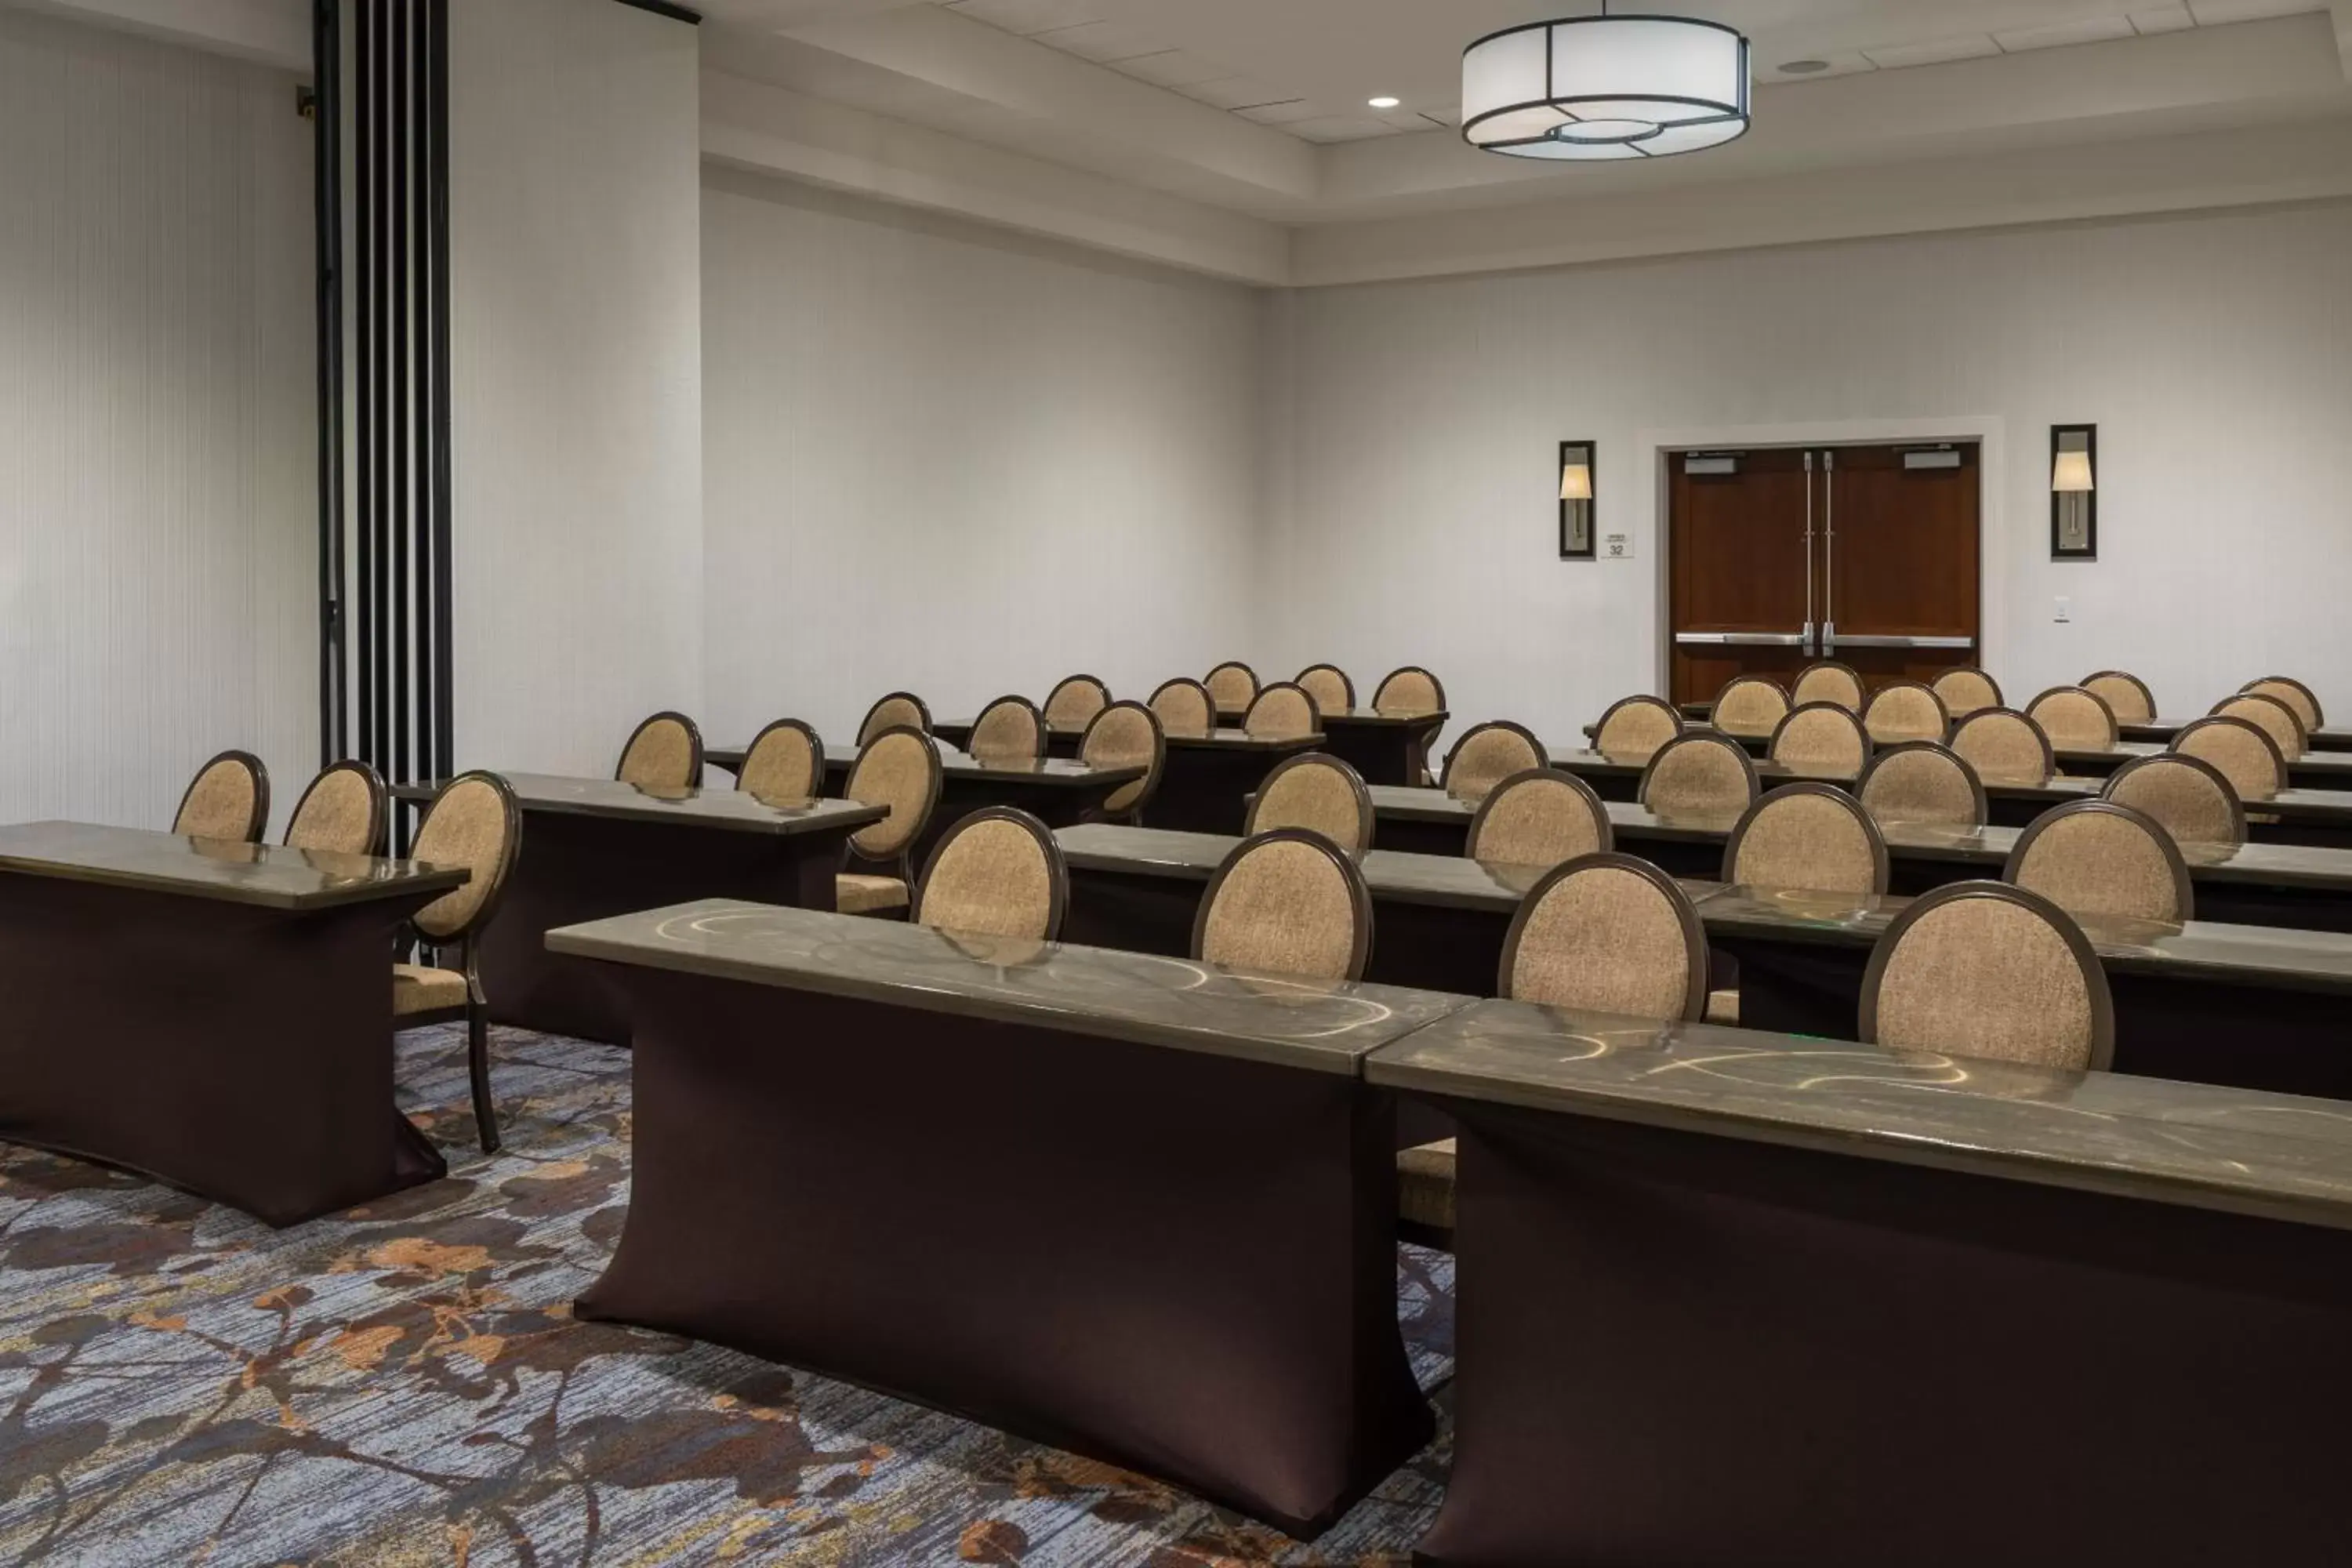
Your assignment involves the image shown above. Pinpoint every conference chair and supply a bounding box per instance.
[1791,661,1864,711]
[1593,694,1684,756]
[1950,707,2055,786]
[857,691,931,746]
[1862,681,1950,746]
[911,808,1069,942]
[2082,671,2157,725]
[1080,701,1165,823]
[1857,742,1987,829]
[1204,661,1261,716]
[2170,714,2285,800]
[283,759,387,856]
[2003,800,2192,924]
[2025,686,2118,750]
[1722,783,1890,897]
[835,728,944,918]
[1192,829,1373,983]
[1441,720,1547,803]
[1769,702,1871,776]
[1296,664,1356,717]
[2101,753,2246,847]
[1371,666,1446,716]
[1243,681,1319,741]
[1860,880,2117,1071]
[968,694,1047,764]
[174,751,270,844]
[1640,731,1760,816]
[1711,675,1791,740]
[2242,677,2324,733]
[735,718,826,800]
[1044,674,1112,729]
[615,711,702,791]
[1246,752,1374,851]
[1931,667,2004,717]
[1148,677,1216,739]
[2212,692,2308,760]
[392,771,522,1152]
[1465,768,1612,869]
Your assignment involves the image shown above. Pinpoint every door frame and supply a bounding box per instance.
[1638,414,2008,696]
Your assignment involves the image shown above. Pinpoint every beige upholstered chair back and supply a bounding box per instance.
[1863,681,1950,746]
[2212,693,2307,760]
[1244,681,1319,741]
[1594,695,1684,756]
[1193,829,1372,982]
[1468,768,1612,869]
[844,728,943,862]
[857,691,931,747]
[408,772,521,943]
[1857,742,1987,829]
[1043,675,1111,728]
[2101,753,2245,847]
[1501,852,1708,1019]
[1295,665,1356,717]
[1791,662,1864,711]
[1640,731,1760,816]
[2025,686,2118,750]
[616,711,702,791]
[1247,753,1374,851]
[1950,708,2055,786]
[1932,667,2004,717]
[174,751,270,843]
[1769,702,1870,777]
[2082,671,2156,724]
[1711,677,1791,739]
[1082,701,1165,817]
[738,719,824,801]
[1372,666,1446,717]
[1204,661,1260,714]
[914,808,1068,942]
[1723,783,1889,896]
[285,760,386,856]
[1442,720,1547,803]
[2170,715,2285,800]
[1861,881,2115,1072]
[2242,677,2323,732]
[1149,677,1217,739]
[2004,801,2192,924]
[968,695,1047,763]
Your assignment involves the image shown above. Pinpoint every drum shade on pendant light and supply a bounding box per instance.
[1462,7,1751,162]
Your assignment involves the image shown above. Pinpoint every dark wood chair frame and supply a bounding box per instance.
[284,758,387,855]
[1244,750,1375,851]
[1639,729,1763,810]
[913,805,1071,943]
[1859,878,2118,1072]
[1080,700,1167,823]
[1498,851,1710,1018]
[2100,753,2247,847]
[1466,767,1614,864]
[175,750,271,844]
[1857,741,1990,828]
[2002,799,2194,924]
[397,771,524,1153]
[1191,828,1375,984]
[615,710,705,789]
[1722,781,1892,894]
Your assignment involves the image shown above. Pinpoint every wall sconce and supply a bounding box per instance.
[1559,441,1595,560]
[2051,425,2096,560]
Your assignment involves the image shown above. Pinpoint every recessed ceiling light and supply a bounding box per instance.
[1367,95,1402,109]
[1778,59,1830,74]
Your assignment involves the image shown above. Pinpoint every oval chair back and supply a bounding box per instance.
[2212,692,2307,760]
[1467,768,1612,869]
[1043,675,1111,729]
[1247,752,1374,851]
[1950,707,2055,786]
[1640,731,1759,816]
[1769,702,1871,777]
[1931,667,2004,717]
[1862,681,1949,746]
[2024,686,2118,750]
[2003,800,2192,924]
[1860,880,2116,1071]
[1500,853,1708,1019]
[285,759,387,856]
[737,719,826,801]
[2241,677,2323,733]
[1711,676,1791,740]
[401,771,525,1152]
[1722,783,1889,895]
[1371,666,1446,716]
[1594,694,1684,756]
[1081,701,1165,820]
[2101,753,2245,848]
[1857,742,1987,829]
[1192,829,1374,983]
[1149,677,1217,739]
[1442,720,1547,803]
[174,750,270,843]
[913,808,1068,942]
[968,695,1047,763]
[1243,681,1319,741]
[1791,661,1864,711]
[2082,671,2156,725]
[1295,664,1356,717]
[616,711,702,791]
[1204,661,1261,715]
[844,728,944,873]
[858,691,931,746]
[2170,715,2285,800]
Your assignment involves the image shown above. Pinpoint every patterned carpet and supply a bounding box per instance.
[0,1025,1454,1566]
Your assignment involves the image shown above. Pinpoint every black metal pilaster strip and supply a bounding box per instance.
[354,0,375,771]
[390,0,410,788]
[426,0,454,782]
[312,0,345,766]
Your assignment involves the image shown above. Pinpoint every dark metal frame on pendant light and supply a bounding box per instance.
[1559,440,1598,560]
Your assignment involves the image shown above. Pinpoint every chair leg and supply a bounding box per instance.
[466,1000,500,1154]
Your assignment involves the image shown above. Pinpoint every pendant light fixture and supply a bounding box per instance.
[1462,4,1751,162]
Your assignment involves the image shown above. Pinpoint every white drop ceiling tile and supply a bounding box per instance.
[2187,0,2322,21]
[1764,51,1876,81]
[2128,5,2197,32]
[1174,75,1293,110]
[940,0,1102,36]
[1373,104,1441,130]
[1109,49,1230,88]
[1287,114,1404,143]
[1862,34,2001,69]
[1029,19,1168,61]
[1234,99,1317,125]
[1993,15,2139,49]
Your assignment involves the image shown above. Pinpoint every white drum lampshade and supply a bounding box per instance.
[1463,14,1751,162]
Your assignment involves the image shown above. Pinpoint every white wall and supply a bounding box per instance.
[0,9,315,832]
[448,0,703,777]
[700,169,1265,748]
[1262,200,2352,745]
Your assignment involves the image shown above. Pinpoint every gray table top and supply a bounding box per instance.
[710,744,1146,788]
[930,718,1325,753]
[546,897,1472,1075]
[392,772,889,837]
[1597,720,2352,775]
[1367,999,2352,1232]
[0,820,468,911]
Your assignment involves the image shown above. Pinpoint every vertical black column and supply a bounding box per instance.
[312,0,346,764]
[426,0,454,783]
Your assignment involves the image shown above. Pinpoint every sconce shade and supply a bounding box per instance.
[2052,450,2096,494]
[1559,463,1594,502]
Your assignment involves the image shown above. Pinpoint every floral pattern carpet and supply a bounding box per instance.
[0,1025,1454,1566]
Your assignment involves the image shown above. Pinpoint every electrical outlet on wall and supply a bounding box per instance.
[2054,597,2072,623]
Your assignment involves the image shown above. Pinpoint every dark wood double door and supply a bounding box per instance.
[1667,443,1980,706]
